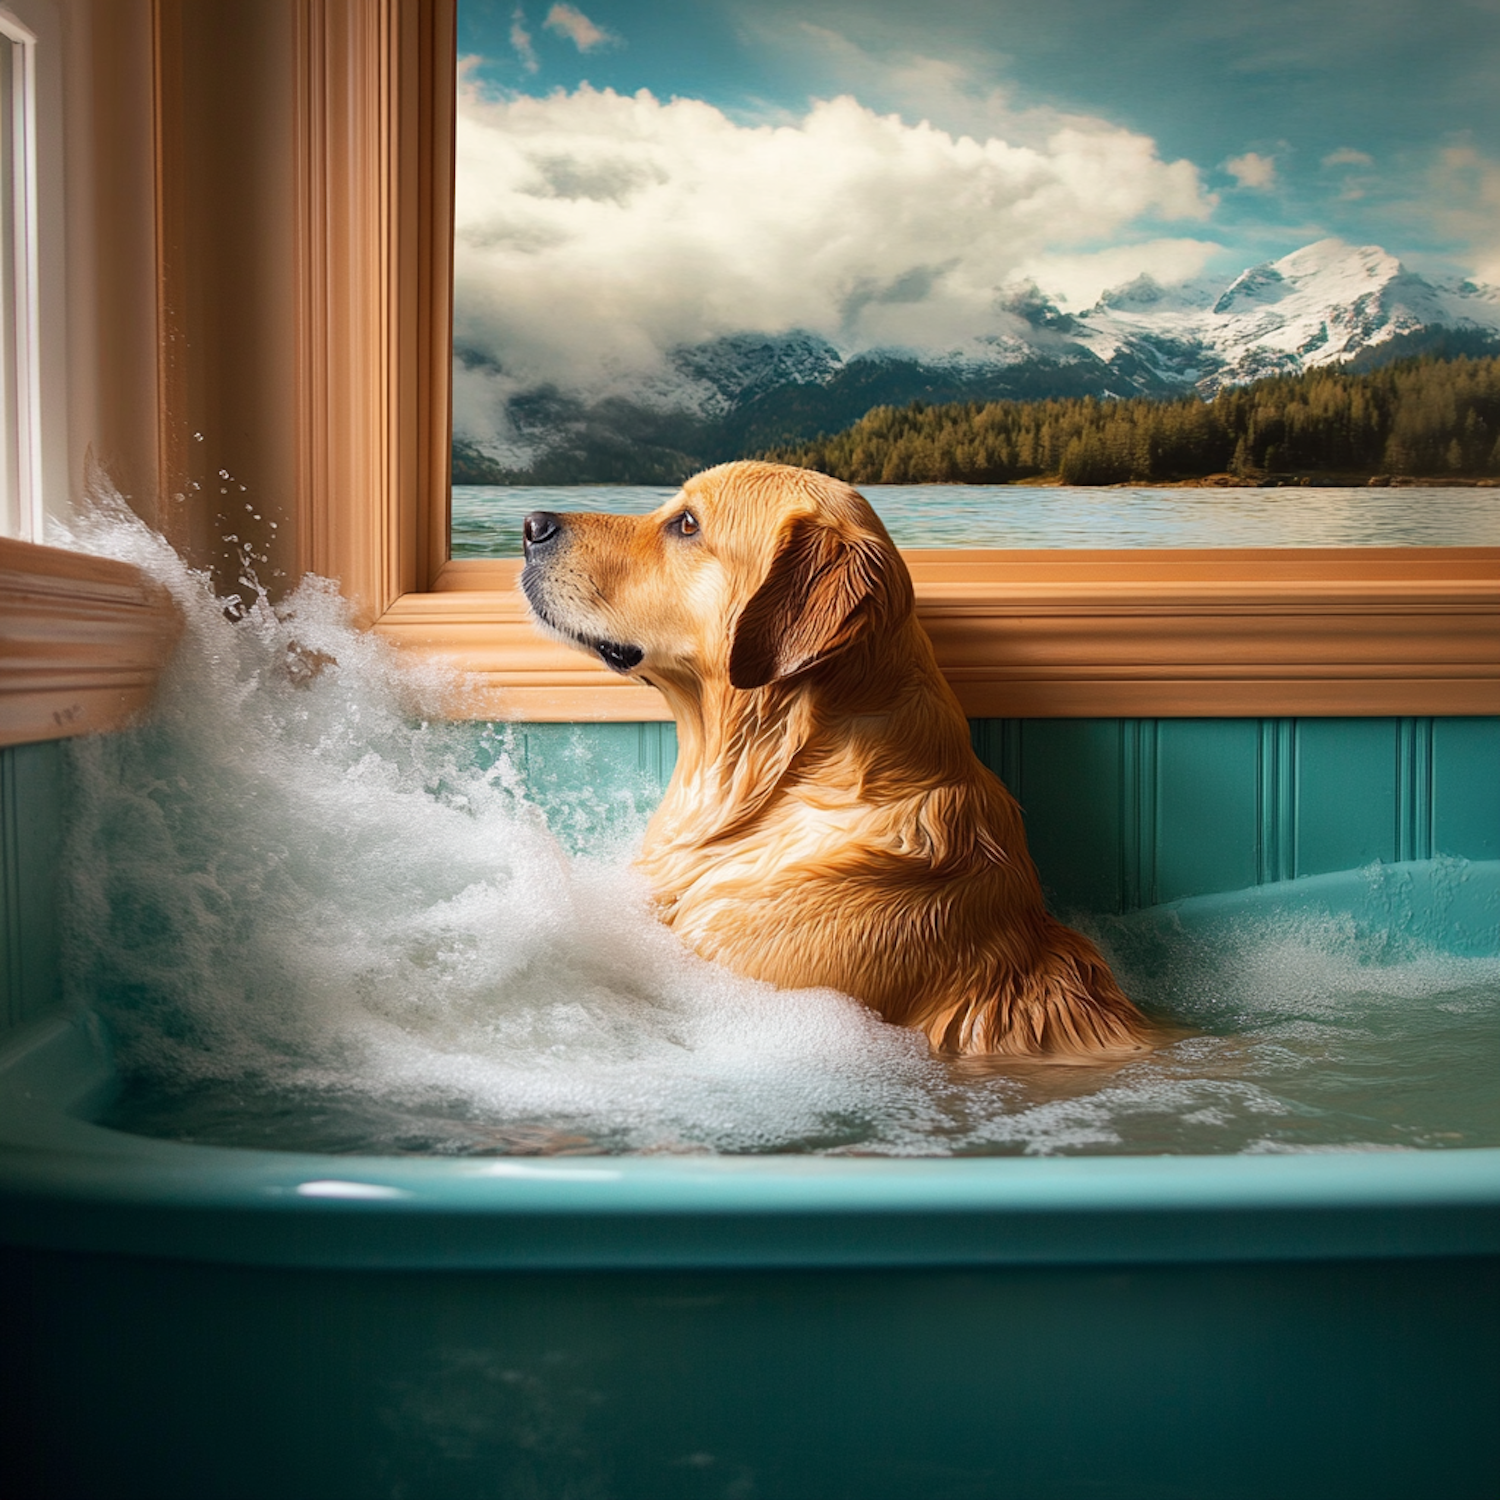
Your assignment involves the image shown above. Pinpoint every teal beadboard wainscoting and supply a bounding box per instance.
[508,716,1500,916]
[4,719,1497,1038]
[974,716,1500,912]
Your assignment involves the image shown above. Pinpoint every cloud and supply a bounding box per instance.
[750,19,1109,151]
[451,82,1218,435]
[509,7,538,74]
[1012,240,1222,310]
[1224,152,1277,189]
[543,4,615,52]
[1322,147,1374,168]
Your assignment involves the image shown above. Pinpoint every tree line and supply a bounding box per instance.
[761,356,1500,485]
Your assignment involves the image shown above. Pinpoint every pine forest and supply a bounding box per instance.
[761,356,1500,486]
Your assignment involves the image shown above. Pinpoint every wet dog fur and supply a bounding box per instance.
[521,460,1149,1058]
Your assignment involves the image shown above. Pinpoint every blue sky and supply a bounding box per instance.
[459,0,1500,282]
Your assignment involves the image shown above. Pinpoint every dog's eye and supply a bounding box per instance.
[669,511,700,538]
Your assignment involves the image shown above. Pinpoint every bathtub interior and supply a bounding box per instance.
[55,855,1498,1161]
[3,526,1500,1209]
[3,856,1499,1176]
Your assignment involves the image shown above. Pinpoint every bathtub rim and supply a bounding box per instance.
[3,1012,1500,1275]
[6,860,1498,1274]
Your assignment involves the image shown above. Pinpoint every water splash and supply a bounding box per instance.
[53,491,1500,1157]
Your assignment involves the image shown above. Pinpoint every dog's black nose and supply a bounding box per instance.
[522,511,562,552]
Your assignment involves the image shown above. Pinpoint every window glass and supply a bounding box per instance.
[0,13,38,543]
[450,2,1500,557]
[0,29,19,536]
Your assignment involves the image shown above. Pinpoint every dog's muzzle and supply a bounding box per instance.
[520,512,645,675]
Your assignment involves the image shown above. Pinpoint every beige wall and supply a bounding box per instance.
[53,0,300,590]
[48,0,453,609]
[153,0,300,589]
[57,0,155,527]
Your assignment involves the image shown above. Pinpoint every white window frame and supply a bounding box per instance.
[0,8,40,543]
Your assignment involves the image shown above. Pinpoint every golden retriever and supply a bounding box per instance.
[521,460,1149,1058]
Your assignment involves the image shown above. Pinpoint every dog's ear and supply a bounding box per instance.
[729,516,911,689]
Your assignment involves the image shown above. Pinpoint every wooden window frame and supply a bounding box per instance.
[387,549,1500,722]
[0,533,179,745]
[325,0,1497,723]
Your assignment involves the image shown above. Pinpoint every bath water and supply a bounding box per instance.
[57,495,1500,1158]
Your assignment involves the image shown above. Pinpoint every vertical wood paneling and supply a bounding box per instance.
[1257,719,1298,884]
[1396,717,1435,862]
[1432,718,1500,861]
[1118,719,1159,911]
[636,721,678,787]
[1002,721,1125,912]
[1294,719,1400,876]
[494,715,1500,914]
[968,719,1021,801]
[970,716,1499,913]
[1155,720,1260,905]
[0,740,62,1032]
[0,748,20,1027]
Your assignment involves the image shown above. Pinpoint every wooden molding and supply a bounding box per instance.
[0,537,181,746]
[371,549,1500,720]
[287,2,1500,725]
[292,0,455,624]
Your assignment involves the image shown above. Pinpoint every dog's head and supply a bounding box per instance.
[520,461,913,694]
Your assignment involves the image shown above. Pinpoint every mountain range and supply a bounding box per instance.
[451,239,1500,485]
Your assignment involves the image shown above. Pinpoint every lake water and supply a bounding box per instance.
[452,483,1500,556]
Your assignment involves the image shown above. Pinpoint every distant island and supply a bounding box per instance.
[757,356,1500,488]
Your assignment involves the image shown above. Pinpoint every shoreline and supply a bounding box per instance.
[1129,474,1500,490]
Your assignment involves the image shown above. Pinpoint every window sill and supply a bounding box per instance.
[0,538,182,746]
[370,547,1500,721]
[3,541,1494,742]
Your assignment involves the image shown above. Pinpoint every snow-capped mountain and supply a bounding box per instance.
[1072,239,1500,393]
[453,241,1500,483]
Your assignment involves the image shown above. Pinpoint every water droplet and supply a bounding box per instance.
[192,431,204,442]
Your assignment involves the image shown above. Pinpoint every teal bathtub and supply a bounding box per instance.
[3,725,1500,1499]
[1,860,1498,1499]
